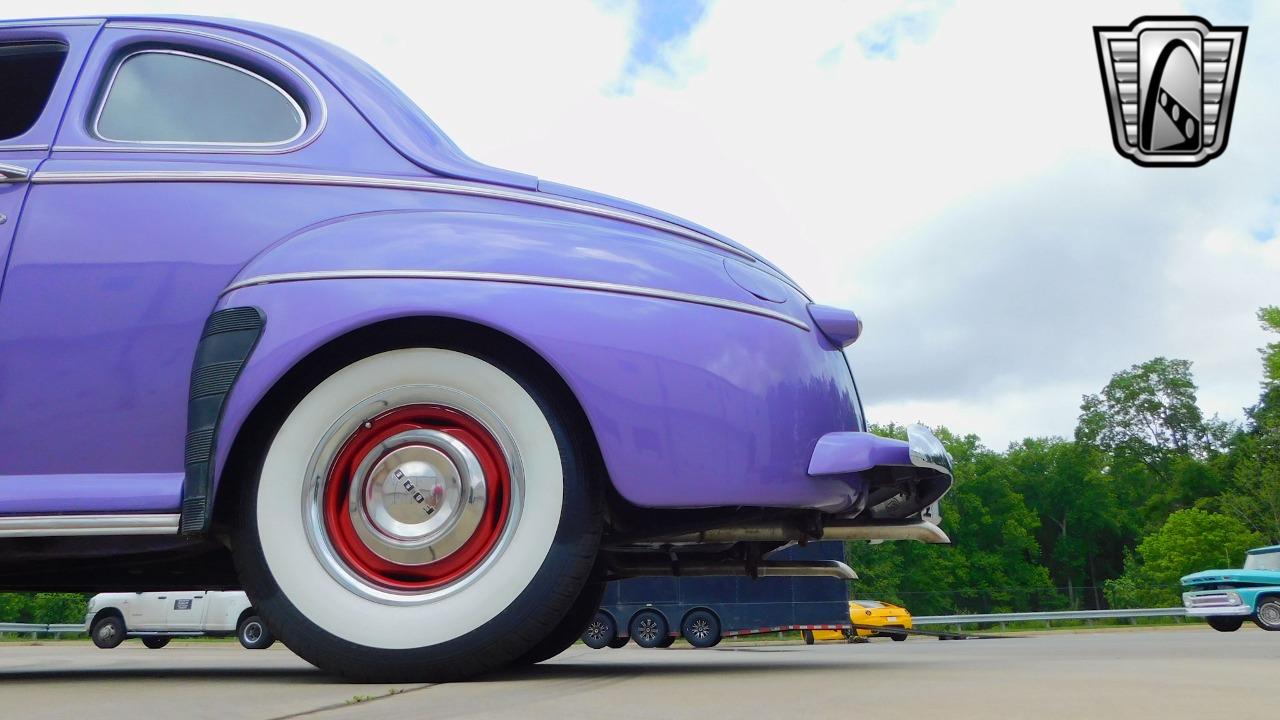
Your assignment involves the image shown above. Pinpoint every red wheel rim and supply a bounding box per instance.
[321,404,511,590]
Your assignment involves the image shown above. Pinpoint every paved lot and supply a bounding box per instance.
[0,627,1275,719]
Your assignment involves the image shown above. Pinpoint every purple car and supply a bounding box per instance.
[0,16,952,680]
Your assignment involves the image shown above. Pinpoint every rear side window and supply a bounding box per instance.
[0,42,68,141]
[95,50,305,145]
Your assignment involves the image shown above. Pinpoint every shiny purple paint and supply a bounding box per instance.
[0,15,936,527]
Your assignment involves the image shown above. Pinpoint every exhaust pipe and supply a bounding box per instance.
[611,559,858,580]
[651,519,950,545]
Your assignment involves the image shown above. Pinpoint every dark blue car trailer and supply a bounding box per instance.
[583,542,852,649]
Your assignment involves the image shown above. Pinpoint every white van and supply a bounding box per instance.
[84,591,274,650]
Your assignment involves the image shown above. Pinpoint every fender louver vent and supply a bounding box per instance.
[180,307,265,536]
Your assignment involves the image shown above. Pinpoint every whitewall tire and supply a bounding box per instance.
[232,345,600,681]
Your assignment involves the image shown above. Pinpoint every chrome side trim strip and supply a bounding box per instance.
[223,269,810,331]
[0,513,180,538]
[0,144,50,152]
[32,169,756,260]
[0,19,102,28]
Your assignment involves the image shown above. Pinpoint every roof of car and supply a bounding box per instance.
[1248,545,1280,555]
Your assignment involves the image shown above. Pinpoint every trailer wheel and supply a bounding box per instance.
[681,609,721,649]
[142,636,171,649]
[607,635,630,648]
[801,629,815,645]
[629,610,668,648]
[1207,616,1243,632]
[656,634,676,648]
[581,610,618,650]
[91,616,126,649]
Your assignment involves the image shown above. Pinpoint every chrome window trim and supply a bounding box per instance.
[55,22,328,154]
[31,169,757,260]
[221,269,810,331]
[0,19,102,28]
[0,513,179,537]
[0,144,50,152]
[93,49,308,147]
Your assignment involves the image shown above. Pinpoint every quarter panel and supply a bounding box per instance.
[216,278,861,510]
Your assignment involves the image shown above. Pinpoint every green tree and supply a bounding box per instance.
[1104,508,1262,608]
[1076,357,1215,468]
[1005,438,1123,608]
[1076,357,1228,529]
[1215,307,1280,542]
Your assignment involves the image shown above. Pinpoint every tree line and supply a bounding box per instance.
[847,306,1280,615]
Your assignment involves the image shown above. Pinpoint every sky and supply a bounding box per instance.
[21,0,1280,449]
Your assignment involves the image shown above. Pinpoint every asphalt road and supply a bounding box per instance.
[0,627,1274,720]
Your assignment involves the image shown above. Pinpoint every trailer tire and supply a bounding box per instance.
[681,609,721,649]
[142,636,171,649]
[801,629,815,645]
[607,635,630,648]
[629,610,668,648]
[581,609,618,650]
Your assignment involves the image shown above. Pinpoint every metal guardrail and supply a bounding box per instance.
[0,623,84,634]
[913,607,1187,626]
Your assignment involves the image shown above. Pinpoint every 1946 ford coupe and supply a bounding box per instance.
[0,15,952,680]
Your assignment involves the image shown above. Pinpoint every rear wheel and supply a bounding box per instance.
[681,609,721,649]
[238,615,275,649]
[90,616,125,649]
[890,629,908,641]
[607,635,630,648]
[232,347,600,681]
[629,610,669,649]
[801,629,815,645]
[141,636,171,649]
[581,610,618,650]
[1207,616,1244,633]
[1254,599,1280,631]
[514,581,606,662]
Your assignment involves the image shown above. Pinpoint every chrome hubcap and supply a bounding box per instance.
[302,385,525,606]
[691,619,710,639]
[349,429,487,566]
[245,623,262,642]
[1261,603,1280,626]
[586,620,608,640]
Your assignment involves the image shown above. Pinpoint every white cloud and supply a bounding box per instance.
[22,0,1280,446]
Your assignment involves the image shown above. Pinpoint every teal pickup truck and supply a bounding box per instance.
[1182,545,1280,633]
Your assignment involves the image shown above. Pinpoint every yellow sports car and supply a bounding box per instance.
[807,600,913,643]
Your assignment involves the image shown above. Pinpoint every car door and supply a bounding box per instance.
[0,27,100,471]
[0,23,97,283]
[124,592,170,630]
